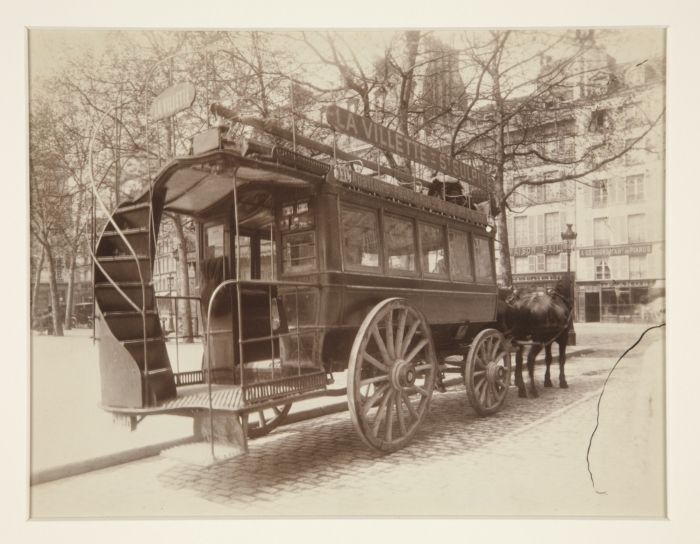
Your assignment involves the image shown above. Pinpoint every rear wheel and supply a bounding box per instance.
[347,298,437,453]
[247,404,292,438]
[465,329,511,416]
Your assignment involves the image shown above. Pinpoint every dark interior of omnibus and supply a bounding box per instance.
[196,184,319,384]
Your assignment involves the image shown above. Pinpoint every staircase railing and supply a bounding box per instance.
[88,106,153,406]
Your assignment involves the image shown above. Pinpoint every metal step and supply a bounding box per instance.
[95,282,155,312]
[98,227,151,256]
[113,202,151,229]
[122,336,170,369]
[95,255,152,283]
[102,310,162,339]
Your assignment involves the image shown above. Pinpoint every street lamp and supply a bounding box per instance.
[561,223,577,345]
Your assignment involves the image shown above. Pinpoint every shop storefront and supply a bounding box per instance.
[576,279,664,323]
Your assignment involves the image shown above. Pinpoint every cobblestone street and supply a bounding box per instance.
[30,327,665,518]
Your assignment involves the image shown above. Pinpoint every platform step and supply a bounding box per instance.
[160,441,246,467]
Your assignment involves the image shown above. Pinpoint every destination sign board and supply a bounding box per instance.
[579,244,652,258]
[325,105,489,190]
[149,82,196,121]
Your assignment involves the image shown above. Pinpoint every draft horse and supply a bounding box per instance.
[507,276,574,398]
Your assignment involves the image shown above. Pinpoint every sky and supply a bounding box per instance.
[28,28,665,84]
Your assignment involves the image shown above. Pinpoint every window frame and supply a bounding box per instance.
[340,203,382,274]
[472,234,496,284]
[418,221,449,279]
[447,226,475,283]
[382,212,419,277]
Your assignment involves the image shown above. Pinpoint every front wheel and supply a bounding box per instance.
[465,329,511,416]
[347,298,437,453]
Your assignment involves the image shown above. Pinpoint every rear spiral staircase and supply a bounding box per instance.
[93,193,177,408]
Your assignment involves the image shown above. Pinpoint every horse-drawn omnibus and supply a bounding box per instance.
[93,107,511,462]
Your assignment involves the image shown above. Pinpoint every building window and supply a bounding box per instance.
[448,230,473,281]
[560,253,568,272]
[527,183,545,204]
[545,182,561,202]
[626,175,644,203]
[545,212,560,243]
[593,217,610,246]
[419,223,447,277]
[514,216,529,247]
[629,254,647,279]
[473,236,494,282]
[624,138,641,166]
[628,214,646,243]
[595,257,611,280]
[384,215,416,273]
[341,206,380,271]
[536,254,546,273]
[592,180,608,208]
[515,256,529,274]
[546,254,560,272]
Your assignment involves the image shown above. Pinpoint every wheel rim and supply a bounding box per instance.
[466,329,511,415]
[247,404,292,438]
[348,298,436,452]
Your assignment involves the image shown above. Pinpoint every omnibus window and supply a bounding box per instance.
[473,235,494,282]
[419,223,447,277]
[283,231,316,274]
[448,230,474,282]
[384,215,416,273]
[341,206,380,271]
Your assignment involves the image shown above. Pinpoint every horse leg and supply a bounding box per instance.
[558,336,569,388]
[527,344,541,398]
[514,346,526,398]
[544,343,553,387]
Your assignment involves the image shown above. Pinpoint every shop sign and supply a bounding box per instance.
[599,280,654,288]
[325,105,489,190]
[579,244,652,258]
[149,82,196,121]
[510,243,564,257]
[513,272,570,283]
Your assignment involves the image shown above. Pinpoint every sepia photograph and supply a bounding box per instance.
[24,22,671,520]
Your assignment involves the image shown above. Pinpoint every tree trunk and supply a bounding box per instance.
[64,254,76,329]
[495,208,513,286]
[31,245,45,322]
[173,215,194,343]
[45,245,64,336]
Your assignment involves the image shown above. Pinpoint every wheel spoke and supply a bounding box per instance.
[364,352,389,373]
[414,363,433,374]
[400,319,421,359]
[362,383,390,417]
[385,391,395,441]
[394,309,408,360]
[258,410,266,427]
[413,384,429,398]
[395,394,406,436]
[385,310,396,360]
[401,390,418,420]
[371,325,392,365]
[404,338,428,364]
[473,369,486,378]
[372,389,394,437]
[360,374,389,386]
